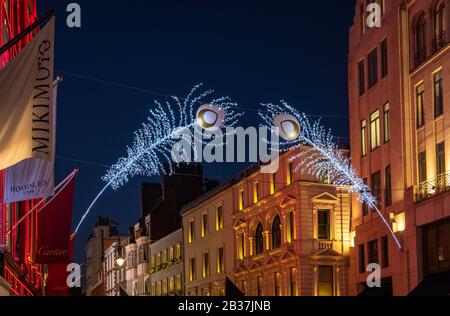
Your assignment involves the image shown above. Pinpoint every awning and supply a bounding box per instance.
[408,271,450,296]
[358,278,393,296]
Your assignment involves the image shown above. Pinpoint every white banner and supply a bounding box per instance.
[0,18,55,170]
[3,78,60,203]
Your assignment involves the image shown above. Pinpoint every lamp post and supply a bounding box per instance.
[114,236,126,296]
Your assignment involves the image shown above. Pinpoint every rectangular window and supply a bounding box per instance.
[416,83,425,127]
[201,213,208,238]
[216,205,224,231]
[318,209,331,241]
[189,257,196,281]
[162,249,167,263]
[169,246,174,261]
[253,182,259,203]
[202,252,210,278]
[239,190,244,211]
[286,211,295,243]
[381,236,389,268]
[368,239,379,264]
[436,142,445,176]
[169,276,175,292]
[359,60,365,96]
[162,279,168,295]
[257,277,263,296]
[361,119,367,156]
[385,165,392,207]
[217,247,225,274]
[290,268,298,296]
[287,162,293,185]
[359,244,366,273]
[176,275,182,291]
[274,272,281,296]
[238,233,245,260]
[368,48,378,88]
[371,171,382,209]
[176,243,181,258]
[318,266,334,296]
[270,173,276,194]
[381,39,388,77]
[434,71,443,117]
[418,151,427,183]
[383,103,390,143]
[363,178,369,216]
[370,110,380,150]
[188,220,195,244]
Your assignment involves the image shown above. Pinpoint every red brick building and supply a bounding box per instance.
[348,0,450,295]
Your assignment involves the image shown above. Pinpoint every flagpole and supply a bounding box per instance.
[0,8,56,57]
[4,169,78,236]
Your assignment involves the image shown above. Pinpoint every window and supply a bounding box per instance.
[274,272,281,296]
[418,151,427,183]
[433,2,446,51]
[359,244,366,273]
[286,211,295,243]
[169,246,174,261]
[371,171,382,209]
[289,268,298,296]
[189,257,196,281]
[318,209,331,241]
[434,71,443,117]
[362,178,369,216]
[318,266,334,296]
[217,247,225,274]
[368,239,379,264]
[381,39,388,77]
[162,249,167,263]
[239,189,244,211]
[361,119,367,156]
[416,14,427,66]
[257,277,263,296]
[255,223,264,255]
[253,182,259,203]
[383,103,390,143]
[370,110,381,150]
[359,60,365,96]
[216,205,223,231]
[436,142,445,176]
[385,165,392,207]
[270,173,276,194]
[176,243,181,258]
[188,220,195,243]
[368,48,378,88]
[162,279,168,295]
[201,213,208,238]
[416,83,425,127]
[176,275,182,291]
[238,233,245,260]
[169,276,175,292]
[202,252,210,278]
[287,162,293,185]
[381,236,389,268]
[271,216,281,249]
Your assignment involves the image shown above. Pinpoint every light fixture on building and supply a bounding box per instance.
[392,212,406,233]
[116,256,126,267]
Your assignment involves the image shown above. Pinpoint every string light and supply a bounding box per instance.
[259,101,402,249]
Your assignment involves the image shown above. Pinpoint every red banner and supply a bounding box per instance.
[46,239,74,296]
[35,177,75,264]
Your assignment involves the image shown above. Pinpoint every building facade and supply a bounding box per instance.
[150,228,183,296]
[181,181,235,296]
[232,149,351,296]
[104,238,127,296]
[348,0,450,295]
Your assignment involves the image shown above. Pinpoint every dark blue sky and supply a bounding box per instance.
[36,0,355,261]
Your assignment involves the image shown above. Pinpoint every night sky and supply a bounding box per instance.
[36,0,355,262]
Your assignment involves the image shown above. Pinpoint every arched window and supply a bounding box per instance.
[416,13,427,65]
[434,1,446,51]
[255,223,264,255]
[271,216,282,249]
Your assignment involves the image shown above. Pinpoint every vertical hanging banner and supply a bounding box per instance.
[0,18,55,170]
[4,78,60,203]
[35,175,75,264]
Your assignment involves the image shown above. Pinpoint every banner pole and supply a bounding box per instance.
[0,8,56,57]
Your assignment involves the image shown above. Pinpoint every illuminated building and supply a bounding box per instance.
[0,0,42,297]
[233,148,352,296]
[348,0,450,295]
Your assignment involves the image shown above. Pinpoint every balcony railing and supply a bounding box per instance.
[414,171,450,203]
[432,31,447,54]
[315,240,334,251]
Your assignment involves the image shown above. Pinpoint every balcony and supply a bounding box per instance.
[414,171,450,203]
[432,31,447,54]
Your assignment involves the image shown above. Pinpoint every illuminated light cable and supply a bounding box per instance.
[259,101,402,249]
[74,84,242,234]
